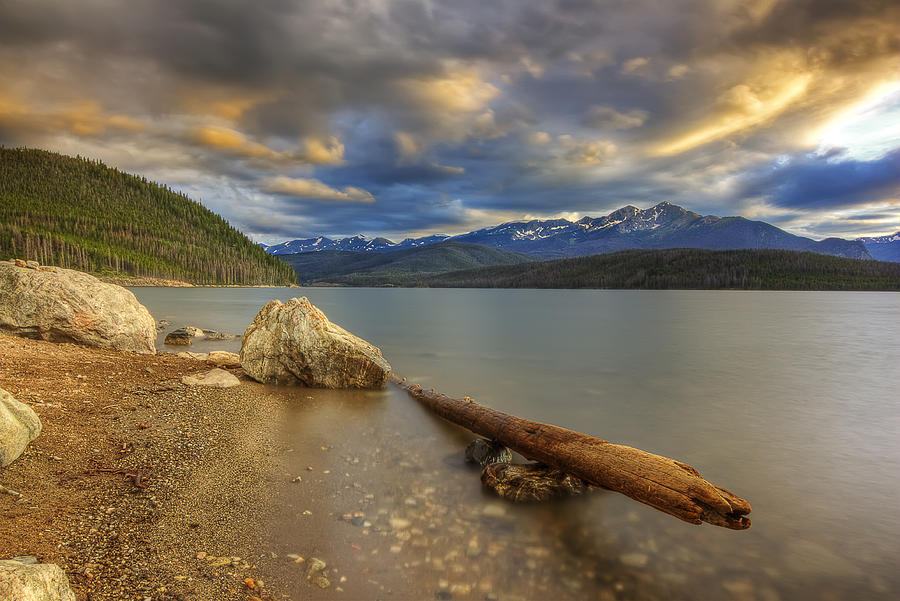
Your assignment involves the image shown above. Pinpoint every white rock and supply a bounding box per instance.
[181,368,240,388]
[0,388,42,467]
[0,559,76,601]
[240,297,390,388]
[0,262,156,353]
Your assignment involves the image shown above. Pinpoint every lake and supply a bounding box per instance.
[132,287,900,601]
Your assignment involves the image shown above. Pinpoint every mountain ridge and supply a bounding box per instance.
[857,231,900,262]
[264,202,875,261]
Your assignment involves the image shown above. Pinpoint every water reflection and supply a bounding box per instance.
[131,288,900,600]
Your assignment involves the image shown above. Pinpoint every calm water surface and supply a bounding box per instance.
[132,288,900,601]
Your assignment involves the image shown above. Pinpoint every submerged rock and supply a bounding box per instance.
[165,327,236,345]
[164,326,204,345]
[465,439,512,467]
[481,463,586,503]
[240,297,391,388]
[0,559,76,601]
[181,368,241,388]
[0,387,42,467]
[0,261,156,353]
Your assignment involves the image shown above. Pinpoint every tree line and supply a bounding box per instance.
[362,248,900,290]
[0,147,296,285]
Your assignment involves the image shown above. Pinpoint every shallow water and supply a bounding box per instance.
[132,287,900,600]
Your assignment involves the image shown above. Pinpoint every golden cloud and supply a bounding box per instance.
[526,131,552,146]
[653,68,813,156]
[190,126,345,165]
[557,135,618,165]
[264,176,375,203]
[191,125,280,159]
[0,93,145,137]
[300,136,345,165]
[396,66,502,142]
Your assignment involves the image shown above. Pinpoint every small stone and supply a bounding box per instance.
[481,503,507,518]
[449,584,471,595]
[351,515,366,527]
[313,575,331,589]
[195,552,207,560]
[308,558,326,572]
[620,553,648,568]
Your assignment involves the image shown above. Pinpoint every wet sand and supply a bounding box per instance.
[0,333,660,601]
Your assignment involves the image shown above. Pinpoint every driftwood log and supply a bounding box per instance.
[391,375,751,530]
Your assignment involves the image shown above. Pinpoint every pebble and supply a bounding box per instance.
[195,552,207,560]
[620,552,649,568]
[481,503,507,518]
[390,517,412,530]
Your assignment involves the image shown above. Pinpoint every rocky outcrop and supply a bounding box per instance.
[0,558,75,601]
[0,388,42,467]
[181,368,240,388]
[240,297,391,388]
[481,463,586,503]
[0,260,156,353]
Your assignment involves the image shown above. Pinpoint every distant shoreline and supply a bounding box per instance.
[98,275,298,288]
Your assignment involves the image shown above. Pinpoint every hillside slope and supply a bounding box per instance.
[410,248,900,290]
[278,241,532,284]
[0,147,296,285]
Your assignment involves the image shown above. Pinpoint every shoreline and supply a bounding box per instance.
[0,333,285,600]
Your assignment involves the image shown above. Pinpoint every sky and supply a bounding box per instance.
[0,0,898,244]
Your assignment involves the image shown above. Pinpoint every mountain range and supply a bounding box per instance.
[264,202,892,261]
[857,232,900,262]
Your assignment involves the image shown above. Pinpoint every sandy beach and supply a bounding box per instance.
[0,332,286,601]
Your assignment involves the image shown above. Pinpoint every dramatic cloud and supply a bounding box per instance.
[264,177,375,204]
[0,0,897,242]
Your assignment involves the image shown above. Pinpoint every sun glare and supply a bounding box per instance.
[814,81,900,160]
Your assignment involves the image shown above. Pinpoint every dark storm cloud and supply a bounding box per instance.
[739,149,900,210]
[0,0,898,241]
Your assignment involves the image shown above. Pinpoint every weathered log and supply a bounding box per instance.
[391,375,751,530]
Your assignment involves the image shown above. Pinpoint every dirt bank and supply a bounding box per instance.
[0,332,285,601]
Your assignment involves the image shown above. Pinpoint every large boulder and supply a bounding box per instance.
[240,297,391,388]
[0,559,76,601]
[0,261,156,353]
[0,388,42,468]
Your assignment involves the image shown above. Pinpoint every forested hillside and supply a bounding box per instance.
[410,248,900,290]
[279,241,531,284]
[0,147,296,285]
